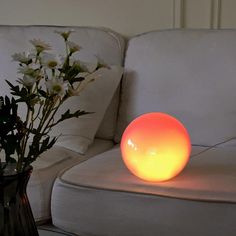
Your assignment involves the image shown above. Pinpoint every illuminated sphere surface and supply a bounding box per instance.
[121,112,191,182]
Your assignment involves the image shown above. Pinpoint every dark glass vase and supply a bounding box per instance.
[0,164,39,236]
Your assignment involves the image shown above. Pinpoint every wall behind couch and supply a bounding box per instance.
[0,0,235,37]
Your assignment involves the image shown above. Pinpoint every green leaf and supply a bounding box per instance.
[69,77,85,83]
[6,80,22,97]
[61,109,90,121]
[49,109,91,129]
[67,64,81,77]
[40,137,50,152]
[7,157,17,163]
[3,134,18,156]
[5,80,16,90]
[38,89,48,98]
[47,137,57,149]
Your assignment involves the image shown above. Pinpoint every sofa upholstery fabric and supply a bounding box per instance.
[51,145,236,235]
[115,30,236,147]
[54,145,236,203]
[28,139,114,222]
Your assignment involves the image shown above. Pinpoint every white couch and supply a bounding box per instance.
[1,26,236,235]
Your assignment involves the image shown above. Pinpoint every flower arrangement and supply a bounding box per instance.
[0,30,106,174]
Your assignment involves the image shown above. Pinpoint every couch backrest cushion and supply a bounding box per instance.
[115,30,236,146]
[0,26,125,153]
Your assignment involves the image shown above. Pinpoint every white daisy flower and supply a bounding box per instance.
[55,29,75,40]
[18,66,43,83]
[68,58,97,73]
[18,75,36,88]
[18,66,37,77]
[46,77,67,97]
[67,41,82,54]
[30,39,51,53]
[12,52,33,64]
[41,52,60,69]
[95,55,110,69]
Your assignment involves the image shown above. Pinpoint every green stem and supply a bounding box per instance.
[17,106,32,172]
[40,98,56,130]
[41,98,63,135]
[0,160,2,176]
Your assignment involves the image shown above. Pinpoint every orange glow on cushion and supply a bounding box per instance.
[121,112,191,182]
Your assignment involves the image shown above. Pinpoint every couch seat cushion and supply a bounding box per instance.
[27,138,114,222]
[51,145,236,235]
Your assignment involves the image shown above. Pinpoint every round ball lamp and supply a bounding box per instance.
[120,112,191,182]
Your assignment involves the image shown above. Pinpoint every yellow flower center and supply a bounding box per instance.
[53,84,63,93]
[47,61,58,68]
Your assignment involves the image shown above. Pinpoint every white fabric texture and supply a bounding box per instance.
[0,26,124,153]
[96,87,120,139]
[27,138,114,222]
[55,145,236,202]
[52,145,236,236]
[52,186,236,236]
[115,30,236,146]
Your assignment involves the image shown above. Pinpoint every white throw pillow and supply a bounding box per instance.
[53,65,123,154]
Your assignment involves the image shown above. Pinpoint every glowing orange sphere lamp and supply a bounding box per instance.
[121,112,191,182]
